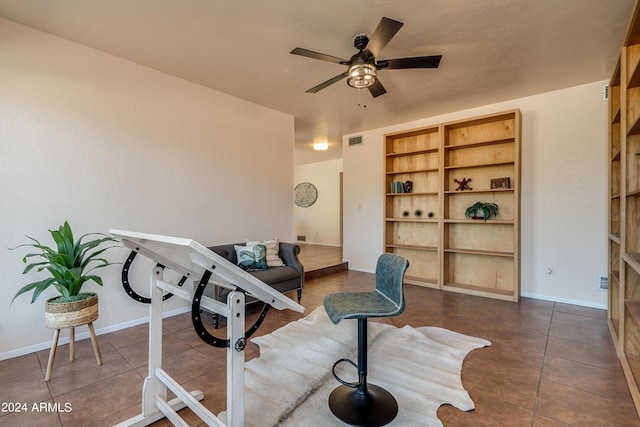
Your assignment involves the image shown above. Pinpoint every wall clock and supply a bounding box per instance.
[294,182,318,207]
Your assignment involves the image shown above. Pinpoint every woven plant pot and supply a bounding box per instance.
[45,293,99,329]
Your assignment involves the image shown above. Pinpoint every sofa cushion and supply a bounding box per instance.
[245,239,285,267]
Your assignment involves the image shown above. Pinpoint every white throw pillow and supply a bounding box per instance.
[245,238,285,267]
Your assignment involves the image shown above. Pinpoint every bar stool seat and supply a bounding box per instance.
[323,253,409,427]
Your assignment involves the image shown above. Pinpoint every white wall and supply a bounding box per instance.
[0,19,294,358]
[343,81,609,308]
[293,159,343,246]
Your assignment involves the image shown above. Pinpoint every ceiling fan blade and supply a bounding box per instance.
[378,55,442,69]
[366,17,404,57]
[368,79,387,98]
[306,71,349,93]
[290,47,347,65]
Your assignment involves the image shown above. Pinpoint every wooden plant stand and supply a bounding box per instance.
[44,294,102,381]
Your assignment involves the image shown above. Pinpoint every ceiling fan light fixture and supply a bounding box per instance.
[347,63,377,89]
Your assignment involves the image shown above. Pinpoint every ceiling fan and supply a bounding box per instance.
[290,17,442,98]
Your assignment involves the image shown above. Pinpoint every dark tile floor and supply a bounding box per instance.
[0,247,638,426]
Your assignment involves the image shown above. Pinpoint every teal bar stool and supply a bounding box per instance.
[323,253,409,427]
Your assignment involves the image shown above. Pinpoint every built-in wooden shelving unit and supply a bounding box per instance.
[608,1,640,416]
[384,109,521,302]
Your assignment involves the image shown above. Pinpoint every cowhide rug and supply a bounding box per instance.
[219,306,490,426]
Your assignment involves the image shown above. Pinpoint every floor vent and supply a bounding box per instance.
[348,135,363,146]
[297,235,306,242]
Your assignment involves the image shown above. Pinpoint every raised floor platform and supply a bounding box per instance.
[297,243,348,280]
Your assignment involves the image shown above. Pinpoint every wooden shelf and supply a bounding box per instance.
[386,167,438,174]
[613,106,622,124]
[386,147,438,157]
[386,192,438,196]
[628,118,640,136]
[444,160,514,170]
[444,219,515,225]
[629,61,640,89]
[613,149,622,161]
[444,137,515,150]
[612,270,621,284]
[385,217,438,223]
[384,243,438,251]
[445,188,514,195]
[443,282,516,300]
[444,247,514,257]
[611,233,622,244]
[625,354,640,405]
[624,252,640,274]
[627,300,640,327]
[628,188,640,197]
[404,275,438,287]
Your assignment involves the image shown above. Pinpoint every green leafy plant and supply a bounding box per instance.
[10,221,118,304]
[465,202,499,222]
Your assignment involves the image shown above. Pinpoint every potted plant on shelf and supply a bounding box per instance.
[11,221,118,329]
[465,202,499,222]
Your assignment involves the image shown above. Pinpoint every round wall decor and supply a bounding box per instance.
[294,182,318,207]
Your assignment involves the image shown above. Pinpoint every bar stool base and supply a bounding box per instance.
[328,383,398,427]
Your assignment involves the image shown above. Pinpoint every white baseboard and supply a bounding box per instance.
[520,292,607,310]
[346,268,608,310]
[0,306,191,362]
[296,241,342,247]
[346,266,375,274]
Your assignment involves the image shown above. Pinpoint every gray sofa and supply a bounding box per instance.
[206,242,304,325]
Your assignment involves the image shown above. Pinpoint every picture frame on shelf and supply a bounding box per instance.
[490,177,510,189]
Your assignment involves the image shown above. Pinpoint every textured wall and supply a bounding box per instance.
[0,19,294,357]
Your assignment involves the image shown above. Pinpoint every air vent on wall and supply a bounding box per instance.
[349,135,363,146]
[598,275,608,291]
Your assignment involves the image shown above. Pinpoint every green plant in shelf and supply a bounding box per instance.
[465,202,499,222]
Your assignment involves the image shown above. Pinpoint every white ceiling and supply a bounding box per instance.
[0,0,633,164]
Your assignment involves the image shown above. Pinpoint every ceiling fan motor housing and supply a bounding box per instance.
[353,33,369,51]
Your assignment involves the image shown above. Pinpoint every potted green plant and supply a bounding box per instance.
[11,221,118,329]
[465,202,499,222]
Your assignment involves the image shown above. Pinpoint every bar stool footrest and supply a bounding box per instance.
[331,358,361,388]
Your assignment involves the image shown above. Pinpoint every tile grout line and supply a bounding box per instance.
[530,301,555,426]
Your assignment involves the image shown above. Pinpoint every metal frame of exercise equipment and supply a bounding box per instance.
[109,229,304,427]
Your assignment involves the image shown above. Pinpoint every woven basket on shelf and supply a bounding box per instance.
[45,293,99,329]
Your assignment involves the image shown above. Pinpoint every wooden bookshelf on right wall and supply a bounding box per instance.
[608,0,640,416]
